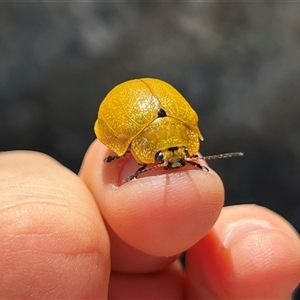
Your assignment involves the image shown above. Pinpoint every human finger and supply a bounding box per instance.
[80,140,224,269]
[185,204,300,299]
[108,262,184,299]
[0,151,110,299]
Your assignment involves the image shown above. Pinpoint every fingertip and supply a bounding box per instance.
[110,172,223,256]
[185,205,300,299]
[80,140,224,257]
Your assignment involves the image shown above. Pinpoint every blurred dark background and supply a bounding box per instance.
[1,2,299,296]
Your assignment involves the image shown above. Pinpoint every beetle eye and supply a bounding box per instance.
[155,151,164,163]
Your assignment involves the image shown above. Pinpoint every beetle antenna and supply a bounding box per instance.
[200,152,244,160]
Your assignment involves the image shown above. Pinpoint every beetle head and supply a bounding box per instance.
[155,146,189,169]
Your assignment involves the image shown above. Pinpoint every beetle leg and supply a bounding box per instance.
[104,151,129,163]
[124,162,170,182]
[104,155,121,163]
[186,161,209,171]
[124,164,147,182]
[184,153,207,170]
[191,153,202,159]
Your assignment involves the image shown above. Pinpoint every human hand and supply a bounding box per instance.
[1,140,299,299]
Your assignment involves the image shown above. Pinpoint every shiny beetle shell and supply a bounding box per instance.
[94,78,204,166]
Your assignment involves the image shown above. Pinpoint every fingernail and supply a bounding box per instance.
[223,220,272,248]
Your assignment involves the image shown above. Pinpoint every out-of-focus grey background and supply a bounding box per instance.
[1,2,300,296]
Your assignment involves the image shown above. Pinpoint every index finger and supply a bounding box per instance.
[80,140,224,258]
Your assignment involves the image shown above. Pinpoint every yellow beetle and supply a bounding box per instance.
[94,78,243,181]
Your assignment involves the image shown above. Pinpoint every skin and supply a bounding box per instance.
[0,140,299,299]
